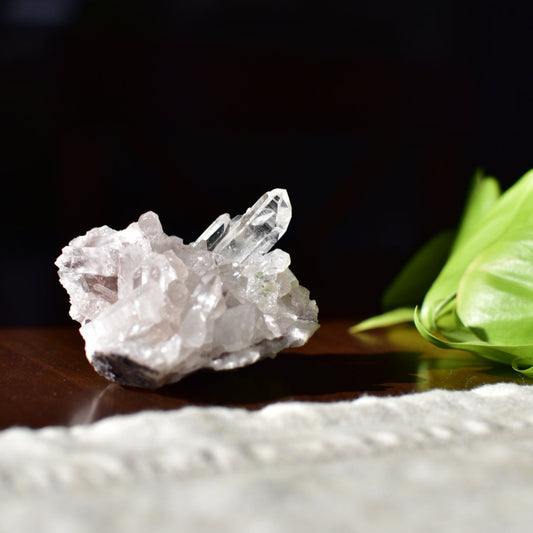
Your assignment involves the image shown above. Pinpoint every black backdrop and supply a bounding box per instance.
[1,0,532,325]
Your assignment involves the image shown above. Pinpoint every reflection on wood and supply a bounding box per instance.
[0,320,528,430]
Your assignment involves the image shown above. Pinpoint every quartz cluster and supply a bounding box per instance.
[56,189,319,388]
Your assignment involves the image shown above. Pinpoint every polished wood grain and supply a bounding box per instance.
[0,320,528,429]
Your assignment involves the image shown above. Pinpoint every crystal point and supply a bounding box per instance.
[207,188,291,264]
[56,190,318,388]
[195,213,231,251]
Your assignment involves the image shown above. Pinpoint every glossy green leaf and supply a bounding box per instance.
[381,230,455,311]
[419,173,501,329]
[350,307,414,334]
[456,229,533,345]
[512,359,533,377]
[451,169,501,253]
[362,171,499,328]
[415,308,510,363]
[414,309,533,378]
[420,169,533,330]
[414,307,533,377]
[352,168,533,380]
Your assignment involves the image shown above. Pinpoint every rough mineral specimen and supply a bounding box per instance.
[55,189,319,388]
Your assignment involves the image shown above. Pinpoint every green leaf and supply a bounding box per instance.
[414,307,512,364]
[451,169,501,253]
[352,168,533,380]
[414,308,533,377]
[381,230,455,311]
[350,307,414,334]
[511,359,533,377]
[352,171,501,335]
[420,169,533,330]
[456,229,533,345]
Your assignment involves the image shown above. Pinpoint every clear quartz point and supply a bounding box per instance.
[205,188,291,264]
[195,213,231,251]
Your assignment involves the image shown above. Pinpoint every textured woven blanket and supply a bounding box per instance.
[2,383,533,532]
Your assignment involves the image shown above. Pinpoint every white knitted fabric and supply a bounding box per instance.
[2,383,533,532]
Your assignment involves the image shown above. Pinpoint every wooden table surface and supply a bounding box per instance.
[0,319,529,430]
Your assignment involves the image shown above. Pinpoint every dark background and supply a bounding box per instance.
[1,0,532,326]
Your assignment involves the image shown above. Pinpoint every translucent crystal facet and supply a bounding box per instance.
[56,189,318,389]
[202,189,292,263]
[195,213,231,251]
